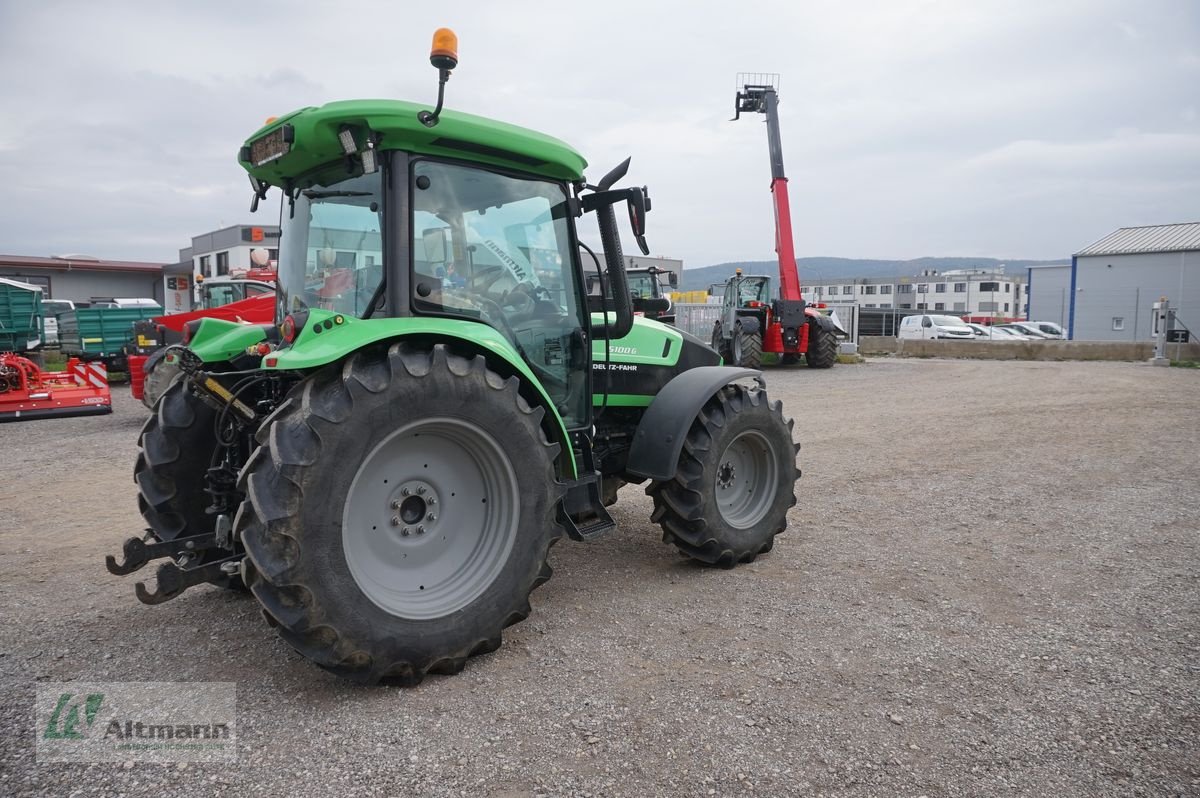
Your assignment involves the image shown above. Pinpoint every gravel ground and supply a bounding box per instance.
[0,358,1197,797]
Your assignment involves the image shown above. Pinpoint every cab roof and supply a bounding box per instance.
[239,99,588,186]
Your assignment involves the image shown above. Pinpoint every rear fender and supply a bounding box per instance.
[735,316,761,335]
[265,309,577,478]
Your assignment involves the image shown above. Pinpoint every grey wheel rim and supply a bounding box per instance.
[732,331,743,363]
[714,430,778,528]
[342,417,520,620]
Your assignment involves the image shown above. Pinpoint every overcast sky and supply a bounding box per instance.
[1,0,1196,267]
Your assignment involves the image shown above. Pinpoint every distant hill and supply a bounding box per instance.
[680,257,1068,291]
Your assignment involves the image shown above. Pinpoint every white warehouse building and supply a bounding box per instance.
[1028,222,1200,341]
[802,269,1027,319]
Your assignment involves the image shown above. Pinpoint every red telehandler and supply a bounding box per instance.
[710,74,842,368]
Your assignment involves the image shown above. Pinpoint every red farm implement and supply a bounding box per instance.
[0,353,112,422]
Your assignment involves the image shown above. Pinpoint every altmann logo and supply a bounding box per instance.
[42,692,229,742]
[103,720,230,741]
[43,693,105,739]
[37,681,237,763]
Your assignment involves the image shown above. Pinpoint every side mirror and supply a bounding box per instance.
[625,187,650,256]
[422,227,449,265]
[667,271,679,287]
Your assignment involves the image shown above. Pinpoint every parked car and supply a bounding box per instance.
[90,297,160,309]
[963,322,1032,341]
[997,323,1051,339]
[898,314,976,340]
[1014,320,1065,339]
[40,299,77,345]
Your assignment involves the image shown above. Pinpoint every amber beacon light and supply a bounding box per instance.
[419,28,460,127]
[430,28,458,69]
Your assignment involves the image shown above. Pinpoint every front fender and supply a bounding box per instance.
[625,366,762,481]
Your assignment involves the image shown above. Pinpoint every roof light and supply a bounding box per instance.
[430,28,458,70]
[338,125,357,155]
[361,142,377,174]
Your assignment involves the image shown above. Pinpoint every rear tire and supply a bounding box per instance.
[733,324,762,369]
[236,342,566,685]
[805,322,838,369]
[648,383,799,567]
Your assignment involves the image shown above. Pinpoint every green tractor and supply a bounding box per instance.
[106,30,800,685]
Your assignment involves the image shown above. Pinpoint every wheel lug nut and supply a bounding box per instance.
[401,527,411,536]
[417,486,426,495]
[402,487,411,496]
[426,513,436,521]
[390,516,401,526]
[391,500,401,509]
[417,525,426,535]
[428,497,437,506]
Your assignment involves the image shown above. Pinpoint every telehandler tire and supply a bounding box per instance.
[236,342,566,685]
[648,383,798,567]
[805,322,838,368]
[732,324,762,369]
[710,323,730,362]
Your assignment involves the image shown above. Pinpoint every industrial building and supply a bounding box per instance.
[802,269,1028,319]
[0,254,167,305]
[1028,222,1200,341]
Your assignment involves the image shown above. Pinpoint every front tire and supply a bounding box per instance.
[133,379,242,590]
[236,342,566,685]
[141,350,183,409]
[647,383,799,567]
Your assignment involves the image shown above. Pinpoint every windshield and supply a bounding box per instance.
[930,315,965,327]
[626,273,659,299]
[411,159,588,428]
[277,170,384,320]
[737,277,770,305]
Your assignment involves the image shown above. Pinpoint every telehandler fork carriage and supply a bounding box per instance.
[107,30,802,685]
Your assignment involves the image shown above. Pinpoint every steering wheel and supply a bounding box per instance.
[467,265,508,296]
[466,265,538,320]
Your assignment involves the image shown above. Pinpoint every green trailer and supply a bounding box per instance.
[0,278,45,353]
[59,306,162,371]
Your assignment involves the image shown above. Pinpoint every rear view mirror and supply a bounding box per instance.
[422,227,449,265]
[667,271,679,287]
[625,187,650,256]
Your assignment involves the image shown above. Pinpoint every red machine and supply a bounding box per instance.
[0,354,112,422]
[711,74,841,369]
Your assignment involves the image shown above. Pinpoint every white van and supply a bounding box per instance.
[898,314,976,340]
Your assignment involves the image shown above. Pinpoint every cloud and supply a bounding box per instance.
[0,0,1197,266]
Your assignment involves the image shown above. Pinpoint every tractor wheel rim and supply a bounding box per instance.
[715,429,777,529]
[732,332,742,363]
[342,417,519,620]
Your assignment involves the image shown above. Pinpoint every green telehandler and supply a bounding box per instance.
[106,29,801,685]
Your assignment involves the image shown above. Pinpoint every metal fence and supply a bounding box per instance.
[673,303,721,340]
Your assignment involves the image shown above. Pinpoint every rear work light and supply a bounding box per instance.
[182,320,201,345]
[280,315,297,344]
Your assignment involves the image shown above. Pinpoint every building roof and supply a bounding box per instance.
[1076,222,1200,257]
[0,254,166,273]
